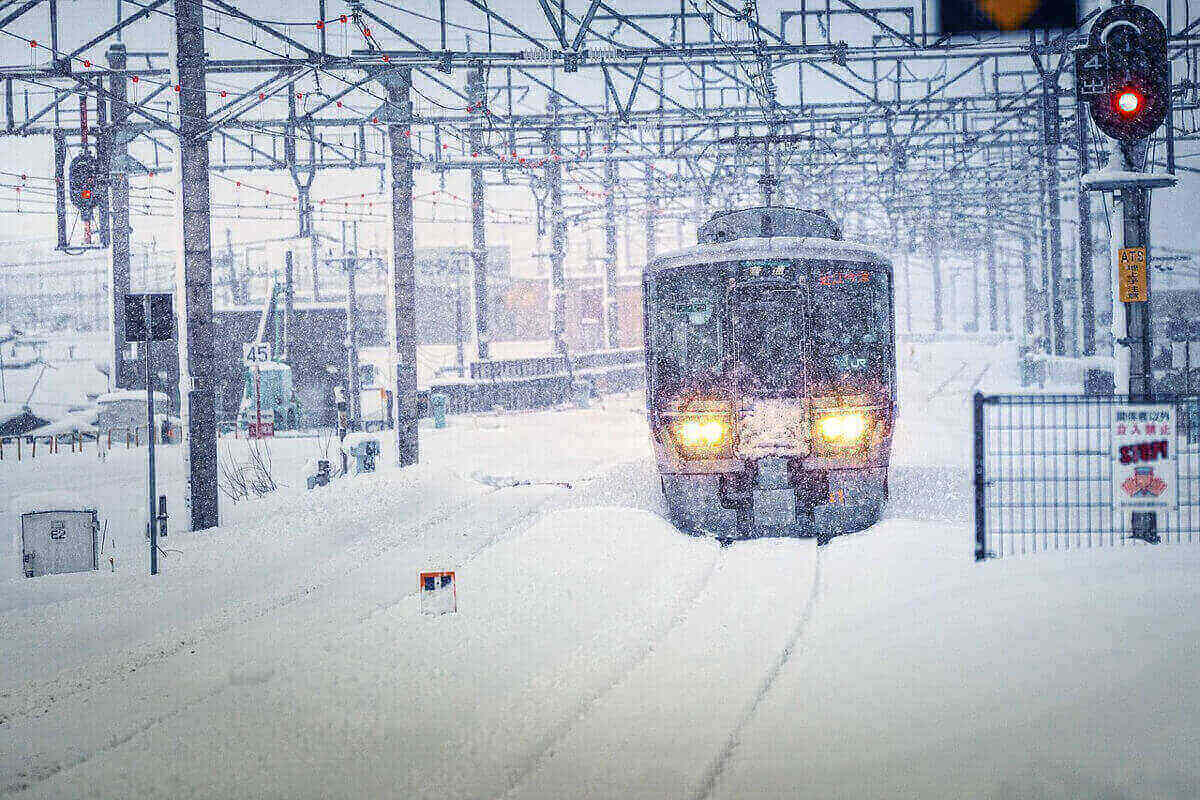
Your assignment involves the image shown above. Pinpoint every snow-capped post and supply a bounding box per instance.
[419,570,457,615]
[171,0,220,532]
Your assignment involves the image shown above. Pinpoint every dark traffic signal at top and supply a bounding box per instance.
[1076,4,1171,144]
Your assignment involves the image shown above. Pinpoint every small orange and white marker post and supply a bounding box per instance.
[419,570,457,615]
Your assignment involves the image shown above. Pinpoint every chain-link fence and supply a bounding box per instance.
[974,393,1200,560]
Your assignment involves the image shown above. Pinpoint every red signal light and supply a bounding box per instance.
[1115,87,1144,117]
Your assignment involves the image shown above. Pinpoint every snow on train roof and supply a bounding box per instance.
[644,236,890,275]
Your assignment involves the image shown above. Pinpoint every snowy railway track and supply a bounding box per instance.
[497,541,724,799]
[504,537,822,800]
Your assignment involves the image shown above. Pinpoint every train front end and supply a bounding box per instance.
[644,207,896,542]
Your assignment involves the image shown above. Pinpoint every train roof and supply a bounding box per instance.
[698,207,841,242]
[644,236,891,276]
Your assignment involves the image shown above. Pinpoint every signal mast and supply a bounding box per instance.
[1075,2,1175,400]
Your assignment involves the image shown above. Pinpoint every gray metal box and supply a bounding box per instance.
[20,510,99,578]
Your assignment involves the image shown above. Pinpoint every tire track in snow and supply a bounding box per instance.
[691,543,823,800]
[498,536,724,799]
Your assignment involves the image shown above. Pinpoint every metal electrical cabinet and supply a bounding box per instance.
[20,510,99,578]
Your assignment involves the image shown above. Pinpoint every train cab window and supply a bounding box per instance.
[649,266,727,397]
[730,286,805,397]
[807,268,890,383]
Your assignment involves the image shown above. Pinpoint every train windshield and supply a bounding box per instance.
[648,264,728,397]
[731,286,805,396]
[649,259,892,401]
[807,268,890,385]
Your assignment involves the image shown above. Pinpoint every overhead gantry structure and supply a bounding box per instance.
[2,0,1200,529]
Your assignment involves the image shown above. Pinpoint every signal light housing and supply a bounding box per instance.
[1075,4,1170,144]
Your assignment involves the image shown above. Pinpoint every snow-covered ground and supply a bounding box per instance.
[2,341,1198,799]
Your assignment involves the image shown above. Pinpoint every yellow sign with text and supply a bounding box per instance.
[1118,247,1148,303]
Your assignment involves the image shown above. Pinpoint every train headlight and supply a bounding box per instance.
[670,416,731,455]
[815,410,868,446]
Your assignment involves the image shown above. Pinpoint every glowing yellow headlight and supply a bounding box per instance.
[671,417,729,449]
[816,411,868,444]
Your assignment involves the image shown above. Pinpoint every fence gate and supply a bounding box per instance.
[974,393,1200,560]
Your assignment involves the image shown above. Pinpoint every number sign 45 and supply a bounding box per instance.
[243,341,272,365]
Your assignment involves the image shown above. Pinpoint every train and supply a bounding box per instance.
[643,206,897,543]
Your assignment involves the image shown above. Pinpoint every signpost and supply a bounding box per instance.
[125,292,173,575]
[1117,247,1148,302]
[242,342,274,440]
[1112,403,1177,543]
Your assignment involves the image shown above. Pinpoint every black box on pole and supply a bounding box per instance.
[124,293,174,343]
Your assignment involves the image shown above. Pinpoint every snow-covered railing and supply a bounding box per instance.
[468,348,642,382]
[1018,353,1117,390]
[425,356,644,417]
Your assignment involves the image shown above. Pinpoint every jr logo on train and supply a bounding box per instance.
[643,206,897,543]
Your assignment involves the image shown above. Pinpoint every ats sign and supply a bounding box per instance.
[1112,404,1178,513]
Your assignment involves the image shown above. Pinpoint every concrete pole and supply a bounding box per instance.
[544,95,566,355]
[1042,79,1066,355]
[283,250,294,361]
[926,216,944,333]
[309,206,321,302]
[345,219,361,430]
[171,0,218,531]
[645,166,658,262]
[1036,191,1052,350]
[106,43,131,390]
[467,66,490,360]
[1076,93,1097,357]
[383,69,419,467]
[1020,232,1036,344]
[986,225,998,332]
[971,242,981,333]
[602,127,620,349]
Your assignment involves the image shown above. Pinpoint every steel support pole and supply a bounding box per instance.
[1042,79,1065,355]
[383,69,419,466]
[544,94,566,355]
[1076,96,1096,357]
[106,43,131,390]
[171,0,218,531]
[467,66,490,361]
[602,127,620,349]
